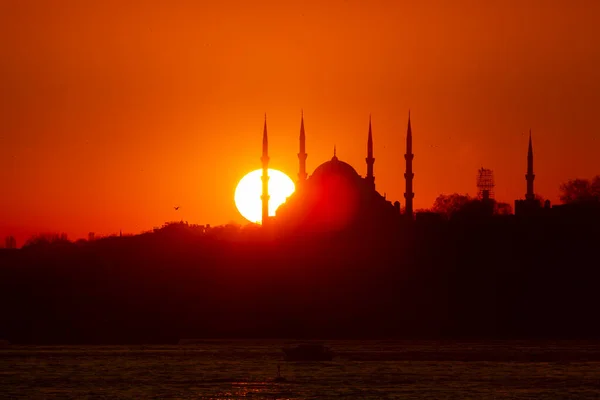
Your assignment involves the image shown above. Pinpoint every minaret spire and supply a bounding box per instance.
[404,110,414,218]
[261,114,270,225]
[525,129,535,201]
[298,110,308,185]
[365,114,375,191]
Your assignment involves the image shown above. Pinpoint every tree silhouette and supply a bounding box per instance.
[432,193,513,218]
[559,175,600,204]
[431,193,473,219]
[23,233,70,248]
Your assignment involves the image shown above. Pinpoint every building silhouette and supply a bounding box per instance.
[263,112,415,233]
[525,129,535,201]
[404,112,414,219]
[4,236,16,249]
[365,115,375,192]
[261,114,270,225]
[515,130,545,215]
[298,111,308,187]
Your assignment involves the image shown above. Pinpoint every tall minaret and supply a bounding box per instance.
[261,114,270,225]
[298,110,308,185]
[365,115,375,191]
[525,129,535,201]
[404,111,414,218]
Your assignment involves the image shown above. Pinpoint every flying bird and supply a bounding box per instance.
[174,206,180,211]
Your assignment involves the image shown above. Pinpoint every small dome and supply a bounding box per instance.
[310,156,360,180]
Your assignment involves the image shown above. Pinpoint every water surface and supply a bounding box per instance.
[2,340,600,399]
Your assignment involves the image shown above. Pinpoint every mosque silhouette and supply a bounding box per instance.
[258,112,415,233]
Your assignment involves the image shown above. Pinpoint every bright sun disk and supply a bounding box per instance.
[235,169,295,224]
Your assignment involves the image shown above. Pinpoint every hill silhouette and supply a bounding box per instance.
[1,198,599,344]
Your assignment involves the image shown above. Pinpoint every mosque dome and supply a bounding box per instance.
[310,155,361,181]
[276,151,401,234]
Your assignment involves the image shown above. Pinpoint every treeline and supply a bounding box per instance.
[1,204,599,344]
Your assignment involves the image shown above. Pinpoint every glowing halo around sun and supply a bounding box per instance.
[234,169,296,224]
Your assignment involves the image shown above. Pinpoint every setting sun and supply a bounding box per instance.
[234,169,295,224]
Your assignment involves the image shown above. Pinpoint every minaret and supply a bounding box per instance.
[365,115,375,191]
[525,129,535,201]
[298,110,308,185]
[261,114,270,225]
[404,111,414,218]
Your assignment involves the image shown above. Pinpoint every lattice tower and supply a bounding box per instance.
[476,168,495,200]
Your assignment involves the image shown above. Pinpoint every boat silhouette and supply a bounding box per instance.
[282,343,334,361]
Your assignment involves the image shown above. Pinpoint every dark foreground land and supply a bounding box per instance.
[2,341,600,399]
[0,209,599,344]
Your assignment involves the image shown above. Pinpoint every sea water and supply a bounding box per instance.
[2,340,600,399]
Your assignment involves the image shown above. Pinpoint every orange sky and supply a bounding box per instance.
[1,0,599,245]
